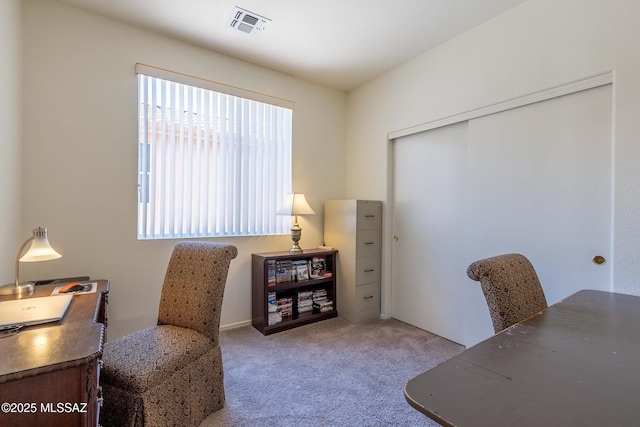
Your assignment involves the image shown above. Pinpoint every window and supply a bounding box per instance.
[136,64,293,239]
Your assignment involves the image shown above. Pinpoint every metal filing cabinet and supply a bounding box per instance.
[324,200,382,323]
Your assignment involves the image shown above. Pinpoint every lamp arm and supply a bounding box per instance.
[14,237,34,287]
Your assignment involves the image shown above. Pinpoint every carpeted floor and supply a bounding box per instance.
[201,317,464,426]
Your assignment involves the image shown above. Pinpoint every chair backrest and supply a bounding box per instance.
[158,241,238,342]
[466,253,547,334]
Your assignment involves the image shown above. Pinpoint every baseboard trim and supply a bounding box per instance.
[220,319,253,331]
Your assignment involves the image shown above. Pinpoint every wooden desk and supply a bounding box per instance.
[404,290,640,427]
[0,280,109,427]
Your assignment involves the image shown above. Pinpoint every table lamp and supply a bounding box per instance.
[277,193,315,253]
[0,227,62,295]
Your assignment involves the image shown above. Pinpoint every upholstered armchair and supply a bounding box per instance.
[467,253,547,334]
[100,241,238,427]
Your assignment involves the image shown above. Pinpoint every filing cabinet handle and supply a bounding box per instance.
[365,215,376,218]
[364,268,375,272]
[363,295,374,300]
[364,242,375,245]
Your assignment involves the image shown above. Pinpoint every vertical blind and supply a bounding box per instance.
[137,68,293,239]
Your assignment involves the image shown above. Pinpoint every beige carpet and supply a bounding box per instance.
[201,317,463,426]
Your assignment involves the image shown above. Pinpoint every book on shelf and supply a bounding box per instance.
[276,260,293,283]
[311,288,333,313]
[297,290,314,315]
[267,291,281,325]
[268,312,282,325]
[298,305,313,315]
[313,299,334,313]
[277,296,293,317]
[297,290,313,299]
[312,288,328,301]
[267,260,276,286]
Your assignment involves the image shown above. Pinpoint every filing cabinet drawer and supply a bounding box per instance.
[355,282,380,313]
[356,256,381,285]
[356,201,382,230]
[356,229,381,257]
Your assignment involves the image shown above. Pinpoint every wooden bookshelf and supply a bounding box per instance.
[252,248,338,335]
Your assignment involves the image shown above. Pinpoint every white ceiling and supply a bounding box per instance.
[55,0,528,91]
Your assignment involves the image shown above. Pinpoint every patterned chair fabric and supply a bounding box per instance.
[467,253,547,334]
[101,242,238,427]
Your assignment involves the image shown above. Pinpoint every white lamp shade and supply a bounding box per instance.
[277,193,316,216]
[19,228,62,262]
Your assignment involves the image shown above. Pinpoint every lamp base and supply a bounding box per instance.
[289,243,303,254]
[0,282,35,296]
[289,223,303,254]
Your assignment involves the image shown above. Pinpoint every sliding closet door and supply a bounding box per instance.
[463,85,612,344]
[391,121,469,344]
[392,84,612,346]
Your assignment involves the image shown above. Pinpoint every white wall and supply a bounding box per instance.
[21,0,347,339]
[0,0,22,280]
[347,0,640,319]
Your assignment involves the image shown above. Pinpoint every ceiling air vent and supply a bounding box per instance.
[227,7,270,36]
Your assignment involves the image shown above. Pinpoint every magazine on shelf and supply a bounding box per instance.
[310,256,326,279]
[293,259,310,281]
[313,299,334,313]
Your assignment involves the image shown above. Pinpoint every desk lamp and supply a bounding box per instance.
[277,193,315,253]
[0,227,62,295]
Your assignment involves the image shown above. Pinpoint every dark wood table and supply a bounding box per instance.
[404,290,640,427]
[0,280,109,427]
